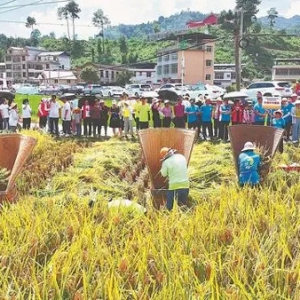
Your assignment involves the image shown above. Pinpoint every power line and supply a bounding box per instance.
[0,19,93,27]
[0,0,19,8]
[0,0,69,14]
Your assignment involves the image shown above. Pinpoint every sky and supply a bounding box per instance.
[0,0,297,39]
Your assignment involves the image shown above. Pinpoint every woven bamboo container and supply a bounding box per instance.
[228,125,284,179]
[138,128,196,208]
[0,134,37,203]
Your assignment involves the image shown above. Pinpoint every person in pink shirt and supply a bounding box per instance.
[173,97,186,128]
[243,103,255,124]
[213,97,222,138]
[81,100,92,137]
[159,100,173,128]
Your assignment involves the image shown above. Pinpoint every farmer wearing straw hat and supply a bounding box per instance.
[159,147,189,211]
[238,142,261,187]
[8,102,19,133]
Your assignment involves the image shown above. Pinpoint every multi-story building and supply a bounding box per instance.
[213,63,245,87]
[5,46,71,83]
[78,62,126,84]
[129,62,157,84]
[155,31,216,85]
[272,58,300,81]
[0,63,6,87]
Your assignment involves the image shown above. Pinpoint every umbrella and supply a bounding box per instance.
[157,90,179,102]
[223,91,249,99]
[0,91,15,104]
[60,93,77,100]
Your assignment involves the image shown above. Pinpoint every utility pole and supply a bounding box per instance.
[235,9,244,91]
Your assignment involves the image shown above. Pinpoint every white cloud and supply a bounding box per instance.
[0,0,293,39]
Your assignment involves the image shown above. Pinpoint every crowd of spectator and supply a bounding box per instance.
[0,92,299,149]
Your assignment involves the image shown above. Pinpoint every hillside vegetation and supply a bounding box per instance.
[1,10,300,80]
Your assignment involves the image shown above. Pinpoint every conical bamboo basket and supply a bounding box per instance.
[228,125,284,180]
[0,134,37,203]
[138,128,196,208]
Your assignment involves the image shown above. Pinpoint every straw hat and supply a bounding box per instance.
[112,100,117,105]
[281,98,288,102]
[291,93,298,97]
[164,100,170,104]
[241,141,255,152]
[10,102,17,109]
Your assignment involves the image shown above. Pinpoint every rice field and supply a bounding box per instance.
[1,131,300,299]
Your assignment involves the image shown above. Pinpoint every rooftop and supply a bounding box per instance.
[39,70,77,80]
[37,51,69,57]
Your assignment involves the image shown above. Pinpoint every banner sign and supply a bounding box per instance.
[262,97,281,110]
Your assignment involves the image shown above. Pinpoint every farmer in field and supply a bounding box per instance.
[159,147,189,211]
[238,142,261,188]
[272,110,285,153]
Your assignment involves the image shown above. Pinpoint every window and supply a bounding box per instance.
[100,70,104,78]
[205,74,212,80]
[54,79,58,83]
[23,72,27,77]
[289,69,300,76]
[157,66,162,75]
[164,54,169,61]
[171,53,178,60]
[171,63,178,74]
[158,56,162,62]
[12,57,21,63]
[116,71,119,77]
[206,46,213,52]
[28,72,34,77]
[22,64,26,69]
[6,56,11,61]
[111,71,114,79]
[231,72,236,79]
[67,79,71,83]
[105,71,109,78]
[22,56,25,61]
[146,71,151,77]
[163,64,169,74]
[61,65,64,70]
[214,72,224,80]
[206,60,212,67]
[275,69,288,75]
[6,64,12,69]
[6,72,12,77]
[139,71,143,76]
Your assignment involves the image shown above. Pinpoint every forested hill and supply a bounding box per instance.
[105,10,300,39]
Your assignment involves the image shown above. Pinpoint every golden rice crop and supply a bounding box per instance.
[0,132,300,299]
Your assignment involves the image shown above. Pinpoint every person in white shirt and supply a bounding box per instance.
[48,95,61,137]
[0,99,10,130]
[61,99,71,136]
[22,99,32,130]
[9,102,19,132]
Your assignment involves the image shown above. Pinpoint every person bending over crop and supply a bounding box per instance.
[159,147,189,211]
[238,142,261,188]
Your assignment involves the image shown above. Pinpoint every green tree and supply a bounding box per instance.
[30,29,41,47]
[116,70,134,86]
[57,6,71,40]
[65,0,81,40]
[153,21,160,33]
[92,9,110,53]
[81,68,99,83]
[267,7,278,28]
[25,16,36,30]
[96,39,102,61]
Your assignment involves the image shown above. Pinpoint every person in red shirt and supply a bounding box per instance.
[81,100,92,137]
[173,97,186,128]
[37,98,49,129]
[231,100,244,125]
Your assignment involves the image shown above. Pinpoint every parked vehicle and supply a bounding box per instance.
[59,85,71,94]
[100,86,125,97]
[82,84,102,95]
[156,84,188,96]
[39,85,61,95]
[241,81,293,100]
[125,84,152,97]
[69,85,84,94]
[184,83,209,99]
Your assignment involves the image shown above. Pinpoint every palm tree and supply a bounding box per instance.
[65,0,81,40]
[25,16,36,30]
[57,6,71,40]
